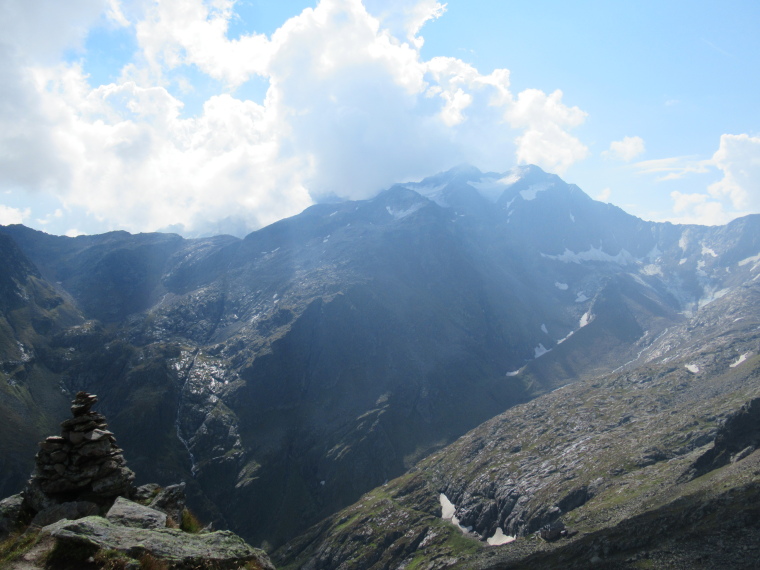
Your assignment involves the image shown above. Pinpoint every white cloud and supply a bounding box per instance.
[0,0,107,61]
[364,0,446,48]
[603,135,645,162]
[0,0,590,236]
[643,133,759,226]
[597,187,611,202]
[0,204,29,225]
[505,88,588,174]
[708,133,760,211]
[134,0,271,87]
[634,156,711,181]
[665,190,734,226]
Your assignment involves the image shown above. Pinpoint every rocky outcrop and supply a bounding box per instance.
[0,391,275,570]
[42,515,275,569]
[686,396,760,480]
[147,482,186,524]
[23,391,135,514]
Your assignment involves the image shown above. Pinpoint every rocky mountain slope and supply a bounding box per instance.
[1,164,759,554]
[274,280,760,569]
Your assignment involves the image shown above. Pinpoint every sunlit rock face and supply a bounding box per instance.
[1,164,760,550]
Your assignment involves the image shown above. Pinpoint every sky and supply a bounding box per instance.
[0,0,758,237]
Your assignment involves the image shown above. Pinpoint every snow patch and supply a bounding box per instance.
[541,324,548,334]
[439,493,455,519]
[679,235,688,251]
[701,245,718,257]
[322,235,330,243]
[386,203,423,220]
[501,169,524,186]
[641,264,663,276]
[685,364,700,374]
[506,369,522,377]
[679,258,688,265]
[738,253,760,268]
[730,353,750,368]
[534,344,551,358]
[407,183,447,206]
[555,282,569,290]
[698,287,730,309]
[486,527,516,546]
[579,311,593,328]
[575,292,589,303]
[557,331,574,344]
[542,246,635,265]
[520,181,553,201]
[439,493,471,533]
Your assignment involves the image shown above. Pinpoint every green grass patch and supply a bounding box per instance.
[180,508,204,533]
[0,530,40,565]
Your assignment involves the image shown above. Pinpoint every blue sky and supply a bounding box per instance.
[0,0,758,237]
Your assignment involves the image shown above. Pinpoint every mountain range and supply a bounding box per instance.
[1,164,759,566]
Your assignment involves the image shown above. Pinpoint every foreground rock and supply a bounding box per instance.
[42,515,275,569]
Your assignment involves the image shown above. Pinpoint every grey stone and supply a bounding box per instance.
[67,431,85,444]
[0,494,26,539]
[78,439,112,457]
[42,516,275,569]
[22,481,57,513]
[133,483,161,503]
[91,468,135,495]
[71,391,98,416]
[29,501,99,528]
[149,482,186,523]
[84,428,113,442]
[106,497,167,530]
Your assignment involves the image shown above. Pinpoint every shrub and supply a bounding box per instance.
[180,508,203,534]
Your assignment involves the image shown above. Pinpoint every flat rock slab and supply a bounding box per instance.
[42,516,274,569]
[106,497,167,529]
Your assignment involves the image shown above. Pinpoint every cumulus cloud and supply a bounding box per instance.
[642,133,759,226]
[708,133,760,211]
[364,0,446,48]
[603,135,645,162]
[0,204,29,225]
[0,0,590,236]
[667,190,733,226]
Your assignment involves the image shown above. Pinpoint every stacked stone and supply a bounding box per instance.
[24,391,135,512]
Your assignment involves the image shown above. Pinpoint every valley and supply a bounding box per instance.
[1,164,759,567]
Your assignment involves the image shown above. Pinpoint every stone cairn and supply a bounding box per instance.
[23,391,135,513]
